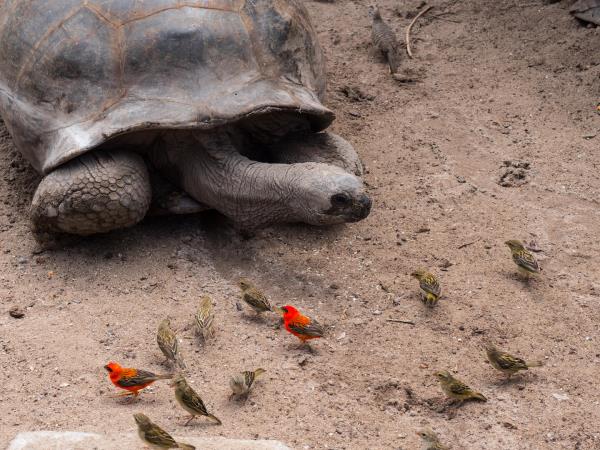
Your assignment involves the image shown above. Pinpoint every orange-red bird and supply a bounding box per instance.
[278,305,324,343]
[104,361,172,397]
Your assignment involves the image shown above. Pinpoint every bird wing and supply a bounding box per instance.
[288,317,324,338]
[244,289,271,311]
[498,352,528,370]
[514,250,540,272]
[143,425,178,447]
[196,298,214,330]
[158,326,178,358]
[448,379,473,396]
[243,371,256,389]
[420,275,441,296]
[119,369,158,387]
[181,386,209,414]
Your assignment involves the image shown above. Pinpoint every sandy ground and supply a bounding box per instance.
[1,0,600,449]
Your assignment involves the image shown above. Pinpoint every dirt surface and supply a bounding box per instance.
[1,1,600,449]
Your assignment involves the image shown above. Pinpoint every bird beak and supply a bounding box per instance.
[272,306,285,316]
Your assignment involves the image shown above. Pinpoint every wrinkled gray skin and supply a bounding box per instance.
[30,129,371,235]
[570,0,600,25]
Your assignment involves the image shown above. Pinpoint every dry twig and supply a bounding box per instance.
[406,4,433,58]
[386,318,415,325]
[457,237,481,249]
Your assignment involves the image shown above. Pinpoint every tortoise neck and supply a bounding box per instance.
[150,131,300,227]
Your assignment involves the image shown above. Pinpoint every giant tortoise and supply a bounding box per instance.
[0,0,371,235]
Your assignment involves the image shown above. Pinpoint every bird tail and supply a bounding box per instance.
[207,414,222,425]
[175,355,187,370]
[155,373,174,380]
[177,443,195,450]
[471,391,487,402]
[527,360,544,368]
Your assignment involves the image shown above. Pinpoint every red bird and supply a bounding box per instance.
[278,305,324,344]
[104,361,172,397]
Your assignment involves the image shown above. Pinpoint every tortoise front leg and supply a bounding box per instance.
[266,131,364,176]
[30,150,151,235]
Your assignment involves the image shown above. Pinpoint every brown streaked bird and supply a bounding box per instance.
[435,370,487,404]
[195,295,215,340]
[505,239,540,278]
[171,373,222,426]
[238,278,272,314]
[417,429,449,450]
[369,5,402,74]
[157,318,186,369]
[133,413,195,450]
[229,368,266,401]
[411,269,442,307]
[485,342,543,379]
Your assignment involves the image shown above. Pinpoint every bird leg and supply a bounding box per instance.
[184,415,196,426]
[111,391,134,397]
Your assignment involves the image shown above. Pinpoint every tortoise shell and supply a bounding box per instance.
[570,0,600,25]
[0,0,334,174]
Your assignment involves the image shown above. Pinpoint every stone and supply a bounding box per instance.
[8,432,291,450]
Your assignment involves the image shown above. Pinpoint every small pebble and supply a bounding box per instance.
[9,306,25,318]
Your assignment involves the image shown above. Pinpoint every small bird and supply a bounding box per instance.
[171,373,222,426]
[369,5,402,74]
[229,368,266,401]
[195,295,215,340]
[105,362,172,397]
[277,305,324,345]
[133,413,195,450]
[505,240,540,278]
[238,278,272,314]
[485,342,543,379]
[435,370,487,404]
[157,318,186,369]
[411,269,442,307]
[417,429,449,450]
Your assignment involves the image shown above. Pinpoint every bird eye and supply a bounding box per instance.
[331,193,350,207]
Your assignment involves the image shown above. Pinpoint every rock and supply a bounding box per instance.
[337,85,374,102]
[552,392,569,401]
[498,160,531,187]
[8,432,291,450]
[9,306,25,319]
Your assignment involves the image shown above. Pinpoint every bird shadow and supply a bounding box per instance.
[502,271,540,292]
[491,373,538,388]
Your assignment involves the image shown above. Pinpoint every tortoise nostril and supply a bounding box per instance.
[359,194,372,209]
[352,194,372,220]
[358,195,372,215]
